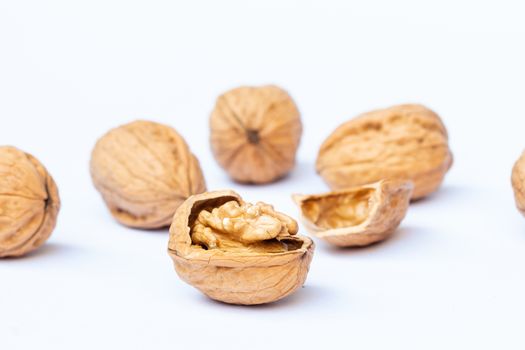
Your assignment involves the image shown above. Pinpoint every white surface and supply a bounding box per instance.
[1,1,525,349]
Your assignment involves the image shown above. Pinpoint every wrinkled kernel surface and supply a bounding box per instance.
[301,189,373,229]
[191,200,298,253]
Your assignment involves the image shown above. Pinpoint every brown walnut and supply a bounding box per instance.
[210,85,302,184]
[168,190,314,305]
[0,146,60,257]
[90,120,206,229]
[293,180,412,247]
[512,151,525,216]
[316,104,453,200]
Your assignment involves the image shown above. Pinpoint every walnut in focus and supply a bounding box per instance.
[293,180,412,247]
[210,85,302,184]
[316,104,453,199]
[168,190,314,305]
[90,120,206,229]
[0,146,60,257]
[192,200,298,253]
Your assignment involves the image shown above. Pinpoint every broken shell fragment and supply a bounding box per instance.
[168,190,314,305]
[292,180,413,247]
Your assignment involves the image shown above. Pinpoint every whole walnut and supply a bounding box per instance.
[0,146,60,258]
[512,151,525,216]
[316,104,453,200]
[90,120,207,229]
[210,85,302,184]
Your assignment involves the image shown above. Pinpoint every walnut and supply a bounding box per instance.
[90,120,206,229]
[512,151,525,216]
[168,190,314,305]
[316,104,453,200]
[210,85,302,184]
[0,146,60,257]
[293,180,412,247]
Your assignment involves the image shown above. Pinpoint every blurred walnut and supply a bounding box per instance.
[512,151,525,216]
[293,180,412,247]
[316,104,453,200]
[0,146,60,257]
[90,120,206,229]
[168,190,314,305]
[210,85,302,184]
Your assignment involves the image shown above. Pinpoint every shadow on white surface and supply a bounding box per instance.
[124,226,170,235]
[2,242,83,261]
[230,160,325,191]
[411,184,471,205]
[283,160,319,183]
[316,225,431,256]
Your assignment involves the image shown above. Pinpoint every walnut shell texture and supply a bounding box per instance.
[316,104,453,200]
[90,120,206,229]
[0,146,60,257]
[168,190,314,305]
[210,85,302,184]
[293,180,412,247]
[512,151,525,216]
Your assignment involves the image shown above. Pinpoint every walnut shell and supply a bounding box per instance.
[210,85,302,184]
[168,190,314,305]
[0,146,60,257]
[512,151,525,216]
[90,120,206,229]
[316,104,453,200]
[292,180,412,247]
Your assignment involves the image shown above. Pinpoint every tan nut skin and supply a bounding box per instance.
[512,151,525,216]
[292,180,412,247]
[90,120,206,229]
[316,104,452,200]
[210,85,302,184]
[0,146,60,257]
[168,190,314,305]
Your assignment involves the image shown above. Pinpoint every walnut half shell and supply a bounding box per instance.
[292,180,413,247]
[168,190,314,305]
[0,146,60,257]
[316,104,452,200]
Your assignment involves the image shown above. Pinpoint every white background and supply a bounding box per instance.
[1,1,525,349]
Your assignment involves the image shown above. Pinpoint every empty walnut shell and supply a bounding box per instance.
[90,120,206,229]
[316,104,452,200]
[168,190,314,305]
[210,85,302,184]
[292,180,412,247]
[0,146,60,257]
[512,151,525,216]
